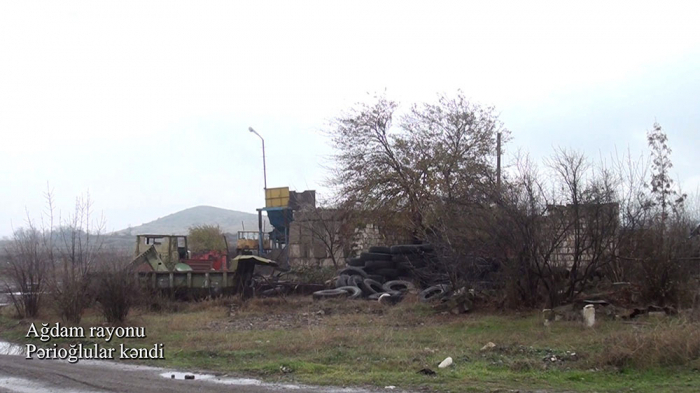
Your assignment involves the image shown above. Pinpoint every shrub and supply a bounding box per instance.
[188,225,227,254]
[95,261,140,323]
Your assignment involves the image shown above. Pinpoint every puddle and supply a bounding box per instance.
[0,340,379,392]
[159,371,302,389]
[0,341,24,356]
[0,376,102,393]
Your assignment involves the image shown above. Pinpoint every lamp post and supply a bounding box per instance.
[249,127,268,256]
[248,127,267,191]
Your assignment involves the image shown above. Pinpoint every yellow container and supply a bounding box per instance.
[265,187,290,208]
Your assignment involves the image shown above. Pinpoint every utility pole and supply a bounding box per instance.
[496,132,502,195]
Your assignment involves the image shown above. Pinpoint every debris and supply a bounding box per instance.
[184,374,195,380]
[280,365,293,373]
[418,368,436,376]
[438,357,453,368]
[542,309,554,327]
[171,374,175,379]
[480,342,496,351]
[582,304,595,327]
[384,386,396,389]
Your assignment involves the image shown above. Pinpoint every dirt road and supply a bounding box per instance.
[0,354,374,393]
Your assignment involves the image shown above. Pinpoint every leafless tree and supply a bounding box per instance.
[1,188,57,318]
[50,193,105,323]
[2,225,50,318]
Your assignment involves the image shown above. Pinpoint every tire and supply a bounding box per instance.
[360,252,393,262]
[390,245,422,255]
[364,260,395,270]
[348,275,364,288]
[368,290,403,300]
[312,289,348,300]
[392,254,408,263]
[337,266,368,278]
[374,268,399,279]
[346,257,364,267]
[336,286,363,299]
[383,280,416,293]
[396,260,426,270]
[368,246,391,254]
[359,279,385,295]
[366,274,385,283]
[419,284,451,302]
[335,275,349,288]
[419,243,434,252]
[396,261,413,271]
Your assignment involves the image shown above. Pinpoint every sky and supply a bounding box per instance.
[1,1,699,237]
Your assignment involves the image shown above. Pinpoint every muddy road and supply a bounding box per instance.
[0,353,377,393]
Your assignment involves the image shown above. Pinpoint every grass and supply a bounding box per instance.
[2,296,700,392]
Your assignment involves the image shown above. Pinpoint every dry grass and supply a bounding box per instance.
[601,318,700,369]
[4,296,700,392]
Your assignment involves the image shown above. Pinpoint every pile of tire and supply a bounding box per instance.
[313,245,432,301]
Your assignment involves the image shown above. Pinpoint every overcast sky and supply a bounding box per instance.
[1,1,699,237]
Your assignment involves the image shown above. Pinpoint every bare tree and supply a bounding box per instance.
[2,225,50,318]
[49,193,105,323]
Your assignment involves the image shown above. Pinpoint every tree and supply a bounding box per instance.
[188,225,227,254]
[636,123,692,305]
[647,122,686,223]
[2,225,50,318]
[328,91,508,239]
[51,193,105,324]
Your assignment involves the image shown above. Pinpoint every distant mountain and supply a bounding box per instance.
[113,206,270,236]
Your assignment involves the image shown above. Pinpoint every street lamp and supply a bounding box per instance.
[248,127,267,190]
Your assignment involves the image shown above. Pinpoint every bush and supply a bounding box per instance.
[95,262,140,323]
[289,265,337,285]
[188,225,227,254]
[52,273,93,324]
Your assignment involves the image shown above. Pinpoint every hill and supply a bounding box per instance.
[113,206,270,236]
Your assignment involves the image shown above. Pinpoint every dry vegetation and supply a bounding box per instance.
[3,296,700,392]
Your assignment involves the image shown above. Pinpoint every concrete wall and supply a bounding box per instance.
[287,209,410,268]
